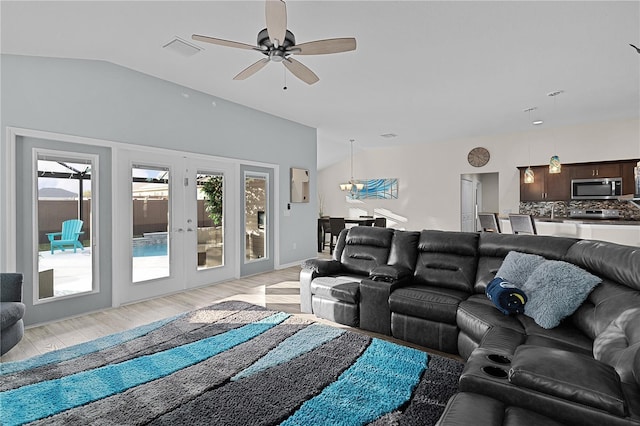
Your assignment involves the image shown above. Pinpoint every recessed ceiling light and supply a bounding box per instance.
[163,37,202,57]
[380,133,398,139]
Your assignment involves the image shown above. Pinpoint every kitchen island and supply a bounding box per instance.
[499,216,640,246]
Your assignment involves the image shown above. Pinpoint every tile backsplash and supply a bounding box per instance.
[520,200,640,220]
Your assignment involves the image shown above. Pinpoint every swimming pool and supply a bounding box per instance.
[132,233,168,257]
[132,242,167,257]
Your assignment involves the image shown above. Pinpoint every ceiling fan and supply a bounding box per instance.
[192,0,356,85]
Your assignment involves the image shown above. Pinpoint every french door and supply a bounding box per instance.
[115,150,236,304]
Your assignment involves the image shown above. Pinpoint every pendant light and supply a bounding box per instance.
[548,90,563,174]
[339,139,364,192]
[523,107,536,184]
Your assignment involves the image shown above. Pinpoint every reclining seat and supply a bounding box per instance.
[456,233,579,360]
[300,226,395,327]
[389,230,479,354]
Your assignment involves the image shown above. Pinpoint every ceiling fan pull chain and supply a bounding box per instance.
[283,66,288,90]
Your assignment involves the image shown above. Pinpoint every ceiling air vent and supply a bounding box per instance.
[163,37,202,57]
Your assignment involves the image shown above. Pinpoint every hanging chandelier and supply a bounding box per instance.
[339,139,364,192]
[548,90,563,174]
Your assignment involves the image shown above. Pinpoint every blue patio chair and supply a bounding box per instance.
[47,219,85,254]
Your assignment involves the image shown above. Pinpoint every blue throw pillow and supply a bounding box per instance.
[495,251,546,287]
[521,260,602,329]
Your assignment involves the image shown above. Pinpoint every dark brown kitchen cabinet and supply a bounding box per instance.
[622,160,640,195]
[519,159,638,202]
[571,163,621,179]
[545,170,571,200]
[518,166,570,201]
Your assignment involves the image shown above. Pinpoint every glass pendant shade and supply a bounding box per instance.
[339,183,352,191]
[524,167,535,184]
[549,155,561,174]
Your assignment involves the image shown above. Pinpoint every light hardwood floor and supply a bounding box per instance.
[1,263,460,363]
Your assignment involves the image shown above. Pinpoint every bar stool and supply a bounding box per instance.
[478,213,501,233]
[508,214,537,235]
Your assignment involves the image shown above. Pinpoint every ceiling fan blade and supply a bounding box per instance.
[265,0,287,47]
[283,58,319,85]
[233,58,270,80]
[192,34,256,50]
[294,38,357,55]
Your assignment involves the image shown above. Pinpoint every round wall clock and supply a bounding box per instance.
[467,147,490,167]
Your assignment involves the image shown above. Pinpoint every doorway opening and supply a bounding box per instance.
[460,173,499,232]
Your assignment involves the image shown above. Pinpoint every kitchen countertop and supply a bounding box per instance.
[528,216,639,225]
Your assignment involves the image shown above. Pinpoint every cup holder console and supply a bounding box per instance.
[487,354,511,364]
[481,366,508,379]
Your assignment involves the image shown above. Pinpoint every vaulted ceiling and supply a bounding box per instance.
[2,1,639,169]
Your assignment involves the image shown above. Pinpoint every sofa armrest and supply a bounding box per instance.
[509,345,627,417]
[369,265,413,282]
[299,259,344,314]
[0,273,23,303]
[301,259,343,275]
[360,275,413,336]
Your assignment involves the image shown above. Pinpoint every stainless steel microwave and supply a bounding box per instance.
[571,178,622,200]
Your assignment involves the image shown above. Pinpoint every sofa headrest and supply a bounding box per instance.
[593,308,640,385]
[388,230,420,270]
[565,240,640,291]
[418,230,479,256]
[478,233,577,260]
[345,226,394,248]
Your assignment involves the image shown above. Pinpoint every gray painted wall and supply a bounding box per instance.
[1,54,317,322]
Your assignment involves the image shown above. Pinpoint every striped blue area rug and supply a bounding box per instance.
[0,301,463,426]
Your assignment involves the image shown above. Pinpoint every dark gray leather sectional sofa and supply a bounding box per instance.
[300,226,640,426]
[1,273,25,355]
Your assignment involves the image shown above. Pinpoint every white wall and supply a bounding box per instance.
[318,117,640,231]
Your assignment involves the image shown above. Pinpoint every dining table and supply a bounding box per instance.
[317,217,375,252]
